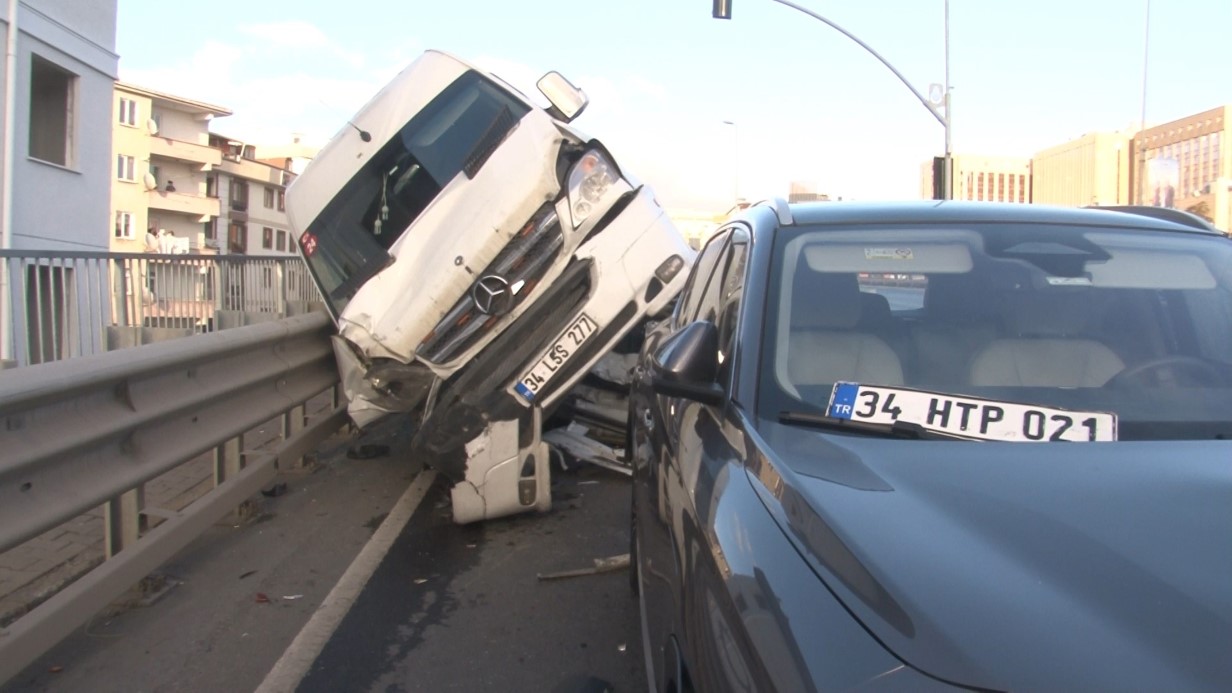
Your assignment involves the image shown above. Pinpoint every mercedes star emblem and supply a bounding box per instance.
[472,274,513,316]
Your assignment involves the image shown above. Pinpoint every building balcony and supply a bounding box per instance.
[150,137,222,168]
[148,190,220,220]
[218,156,284,184]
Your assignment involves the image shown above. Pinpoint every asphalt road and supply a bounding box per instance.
[299,465,643,693]
[1,418,645,693]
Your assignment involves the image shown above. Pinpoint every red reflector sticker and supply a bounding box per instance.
[301,232,317,256]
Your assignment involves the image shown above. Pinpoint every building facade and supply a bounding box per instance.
[111,82,230,254]
[1032,131,1134,208]
[921,155,1032,203]
[209,134,297,257]
[3,0,118,251]
[1132,105,1230,232]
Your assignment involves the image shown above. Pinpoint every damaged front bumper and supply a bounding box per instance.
[332,335,438,429]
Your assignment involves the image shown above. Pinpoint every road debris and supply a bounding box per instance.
[537,553,631,581]
[282,594,304,600]
[543,424,631,477]
[255,593,271,604]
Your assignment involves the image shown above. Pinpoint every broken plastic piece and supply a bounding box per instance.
[536,553,631,581]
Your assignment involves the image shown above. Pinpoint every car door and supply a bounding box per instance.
[633,226,758,691]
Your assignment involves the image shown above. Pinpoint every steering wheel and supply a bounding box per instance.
[1106,355,1229,388]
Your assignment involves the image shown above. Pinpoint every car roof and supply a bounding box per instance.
[736,199,1222,236]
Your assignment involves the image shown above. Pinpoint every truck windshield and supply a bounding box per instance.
[299,70,531,316]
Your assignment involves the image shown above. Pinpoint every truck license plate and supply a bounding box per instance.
[514,313,599,403]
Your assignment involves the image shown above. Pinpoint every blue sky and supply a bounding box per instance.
[116,0,1232,211]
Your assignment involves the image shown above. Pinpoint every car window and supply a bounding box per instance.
[715,227,749,367]
[675,230,730,329]
[759,223,1232,441]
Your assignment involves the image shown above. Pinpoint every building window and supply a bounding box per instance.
[228,222,247,254]
[116,154,135,181]
[29,55,76,166]
[114,211,134,239]
[206,175,218,198]
[118,97,137,126]
[263,186,275,208]
[262,226,274,249]
[276,229,287,251]
[277,189,286,211]
[203,218,217,242]
[230,179,249,211]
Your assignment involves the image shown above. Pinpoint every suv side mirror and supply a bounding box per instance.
[536,71,588,123]
[650,321,724,405]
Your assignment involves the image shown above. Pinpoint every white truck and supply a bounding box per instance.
[286,50,693,522]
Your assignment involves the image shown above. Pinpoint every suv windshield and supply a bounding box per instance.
[299,70,531,316]
[760,223,1232,441]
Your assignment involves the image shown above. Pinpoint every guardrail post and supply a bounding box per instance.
[282,404,306,468]
[103,486,144,558]
[213,435,244,485]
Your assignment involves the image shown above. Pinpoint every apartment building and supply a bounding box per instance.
[1132,105,1230,232]
[111,82,230,254]
[209,134,297,256]
[920,155,1032,203]
[3,0,118,251]
[1032,131,1134,208]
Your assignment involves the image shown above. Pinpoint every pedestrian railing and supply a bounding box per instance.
[0,250,323,369]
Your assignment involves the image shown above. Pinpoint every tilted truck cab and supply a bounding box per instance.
[286,50,693,522]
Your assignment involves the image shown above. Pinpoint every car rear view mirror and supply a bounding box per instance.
[650,321,724,405]
[536,71,588,122]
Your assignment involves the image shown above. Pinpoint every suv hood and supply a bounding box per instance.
[754,422,1232,691]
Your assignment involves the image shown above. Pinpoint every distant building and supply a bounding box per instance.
[209,134,298,256]
[1032,131,1134,207]
[3,0,118,251]
[921,155,1032,203]
[111,82,230,254]
[1132,105,1230,232]
[667,208,726,250]
[788,181,829,203]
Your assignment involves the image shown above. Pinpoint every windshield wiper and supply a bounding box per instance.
[778,410,967,441]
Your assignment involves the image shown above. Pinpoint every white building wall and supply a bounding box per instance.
[2,0,118,251]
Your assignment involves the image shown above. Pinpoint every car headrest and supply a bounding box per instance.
[791,271,862,330]
[1002,290,1096,337]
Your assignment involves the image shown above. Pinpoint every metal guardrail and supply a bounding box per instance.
[0,311,347,684]
[0,250,322,369]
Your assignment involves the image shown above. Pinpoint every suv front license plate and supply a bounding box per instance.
[826,382,1118,442]
[514,313,599,403]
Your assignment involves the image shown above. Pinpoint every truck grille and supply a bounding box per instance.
[418,203,564,363]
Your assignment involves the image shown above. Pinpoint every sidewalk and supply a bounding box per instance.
[0,403,337,628]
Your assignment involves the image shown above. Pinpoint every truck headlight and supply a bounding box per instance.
[567,149,619,228]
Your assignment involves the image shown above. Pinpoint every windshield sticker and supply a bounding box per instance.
[1046,276,1092,286]
[826,382,1117,442]
[863,247,914,261]
[300,232,317,257]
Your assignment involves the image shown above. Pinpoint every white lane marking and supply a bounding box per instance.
[255,469,438,693]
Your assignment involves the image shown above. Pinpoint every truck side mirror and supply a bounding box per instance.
[536,71,588,123]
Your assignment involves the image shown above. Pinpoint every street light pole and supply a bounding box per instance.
[713,0,953,199]
[943,0,952,201]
